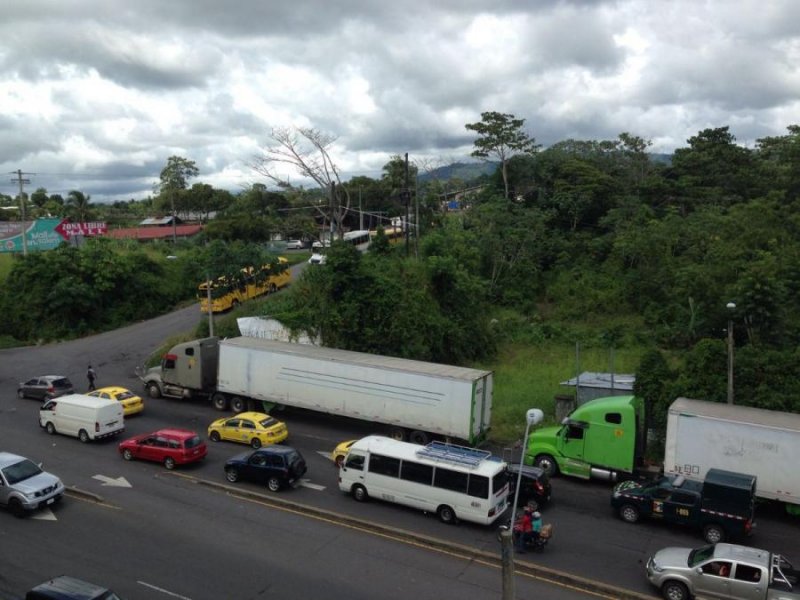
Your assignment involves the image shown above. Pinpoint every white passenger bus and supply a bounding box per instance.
[338,436,509,525]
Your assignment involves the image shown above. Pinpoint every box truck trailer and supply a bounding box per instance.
[139,337,493,445]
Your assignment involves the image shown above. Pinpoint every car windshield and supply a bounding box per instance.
[688,545,716,567]
[2,459,43,484]
[184,436,203,449]
[258,417,278,428]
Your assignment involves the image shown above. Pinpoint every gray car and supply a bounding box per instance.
[0,452,65,517]
[646,543,800,600]
[17,375,74,400]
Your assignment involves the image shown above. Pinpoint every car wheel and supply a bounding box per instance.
[210,431,221,442]
[9,498,25,518]
[703,524,725,544]
[17,389,25,400]
[164,457,176,470]
[45,422,56,435]
[619,504,641,523]
[352,484,368,502]
[212,393,228,411]
[267,477,281,492]
[231,396,246,413]
[78,429,90,443]
[122,449,133,461]
[533,454,559,477]
[438,505,457,524]
[250,437,262,449]
[147,383,161,399]
[661,580,689,600]
[225,469,239,483]
[409,430,430,445]
[335,455,344,468]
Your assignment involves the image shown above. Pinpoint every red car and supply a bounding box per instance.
[118,428,207,470]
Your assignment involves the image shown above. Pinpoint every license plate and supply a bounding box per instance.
[46,498,54,505]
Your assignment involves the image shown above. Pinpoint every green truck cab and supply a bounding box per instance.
[525,395,646,481]
[612,468,757,544]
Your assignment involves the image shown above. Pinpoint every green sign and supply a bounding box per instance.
[0,219,65,253]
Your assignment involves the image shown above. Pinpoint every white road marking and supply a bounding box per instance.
[299,478,326,491]
[31,509,57,520]
[137,581,193,599]
[317,450,334,462]
[92,474,132,487]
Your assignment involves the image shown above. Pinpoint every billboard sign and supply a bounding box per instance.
[0,219,108,253]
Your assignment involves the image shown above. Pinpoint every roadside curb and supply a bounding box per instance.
[66,485,105,503]
[168,472,656,600]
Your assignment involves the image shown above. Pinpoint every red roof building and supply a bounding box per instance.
[106,224,203,241]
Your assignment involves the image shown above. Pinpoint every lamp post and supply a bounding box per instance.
[726,302,736,405]
[511,408,544,525]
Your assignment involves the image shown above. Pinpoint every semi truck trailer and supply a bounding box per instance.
[140,337,493,445]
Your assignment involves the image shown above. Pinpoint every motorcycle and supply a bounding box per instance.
[497,515,553,552]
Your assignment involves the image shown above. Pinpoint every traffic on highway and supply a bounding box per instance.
[1,303,798,600]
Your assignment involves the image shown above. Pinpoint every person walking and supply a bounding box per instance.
[515,506,534,554]
[87,365,97,391]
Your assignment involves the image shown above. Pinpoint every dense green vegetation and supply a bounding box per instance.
[2,122,798,444]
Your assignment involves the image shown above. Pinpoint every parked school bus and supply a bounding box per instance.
[198,257,290,313]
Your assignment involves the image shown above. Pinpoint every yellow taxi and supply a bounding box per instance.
[88,386,144,416]
[331,439,356,467]
[207,412,288,449]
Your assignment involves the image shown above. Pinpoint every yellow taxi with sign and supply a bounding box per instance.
[207,412,288,449]
[331,439,356,467]
[88,386,144,416]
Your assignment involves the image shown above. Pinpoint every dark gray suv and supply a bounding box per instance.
[17,375,74,400]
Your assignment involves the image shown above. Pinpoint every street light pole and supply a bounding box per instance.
[511,409,544,527]
[727,302,736,405]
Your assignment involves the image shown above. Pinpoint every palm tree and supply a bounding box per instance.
[66,190,92,223]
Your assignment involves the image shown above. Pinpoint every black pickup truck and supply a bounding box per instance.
[611,468,757,544]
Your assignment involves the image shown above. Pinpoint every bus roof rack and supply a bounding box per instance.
[416,441,492,468]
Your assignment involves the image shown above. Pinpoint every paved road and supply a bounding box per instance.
[1,294,799,599]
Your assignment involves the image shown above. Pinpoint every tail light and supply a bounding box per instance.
[534,481,544,493]
[47,385,55,393]
[745,520,752,534]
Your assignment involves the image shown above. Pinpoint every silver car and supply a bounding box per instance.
[646,543,800,600]
[0,452,65,516]
[17,375,74,400]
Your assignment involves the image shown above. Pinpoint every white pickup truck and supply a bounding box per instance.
[646,542,799,600]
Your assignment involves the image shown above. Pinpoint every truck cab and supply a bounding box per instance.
[525,395,645,481]
[140,337,219,402]
[612,468,756,543]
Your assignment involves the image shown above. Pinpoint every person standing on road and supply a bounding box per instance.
[515,506,533,553]
[87,365,97,391]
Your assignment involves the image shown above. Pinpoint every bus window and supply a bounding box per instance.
[467,474,489,499]
[368,454,400,477]
[345,453,365,471]
[400,461,433,485]
[434,468,468,493]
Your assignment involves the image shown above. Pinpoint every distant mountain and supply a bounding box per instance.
[418,161,498,183]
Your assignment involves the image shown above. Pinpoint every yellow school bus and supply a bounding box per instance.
[198,257,291,313]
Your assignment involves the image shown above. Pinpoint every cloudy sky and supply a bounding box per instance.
[2,0,798,203]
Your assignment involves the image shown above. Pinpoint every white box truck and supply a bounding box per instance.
[140,337,493,445]
[39,393,125,443]
[664,398,800,512]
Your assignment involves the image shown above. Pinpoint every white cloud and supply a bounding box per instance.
[0,0,798,201]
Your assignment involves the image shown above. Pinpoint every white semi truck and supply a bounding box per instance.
[140,337,493,445]
[664,398,800,513]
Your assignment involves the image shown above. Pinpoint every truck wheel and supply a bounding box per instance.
[267,477,281,492]
[78,429,90,443]
[437,505,457,524]
[533,454,559,477]
[352,484,368,502]
[147,383,161,399]
[661,580,689,600]
[619,504,641,523]
[45,422,56,435]
[231,397,246,413]
[209,431,221,442]
[9,498,25,518]
[409,430,430,445]
[212,393,228,411]
[388,427,406,441]
[703,524,725,544]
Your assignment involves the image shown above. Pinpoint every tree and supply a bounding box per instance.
[252,127,350,239]
[66,190,92,223]
[30,188,49,209]
[157,156,199,242]
[465,111,539,199]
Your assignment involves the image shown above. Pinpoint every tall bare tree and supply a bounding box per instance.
[251,127,350,238]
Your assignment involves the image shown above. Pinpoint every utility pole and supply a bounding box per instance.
[404,153,410,257]
[330,182,336,241]
[171,190,178,244]
[11,169,32,256]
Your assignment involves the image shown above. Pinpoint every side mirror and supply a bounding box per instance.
[696,568,704,575]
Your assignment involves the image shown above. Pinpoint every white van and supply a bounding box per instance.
[40,394,124,443]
